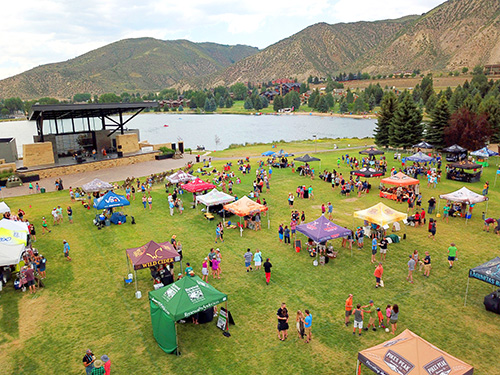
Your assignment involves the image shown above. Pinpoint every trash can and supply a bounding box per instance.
[105,219,111,226]
[41,187,46,193]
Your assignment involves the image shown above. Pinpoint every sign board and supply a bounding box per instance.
[216,307,235,331]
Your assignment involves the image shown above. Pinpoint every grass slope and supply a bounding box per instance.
[0,143,499,374]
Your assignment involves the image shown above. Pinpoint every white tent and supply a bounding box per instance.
[0,202,10,214]
[439,187,488,223]
[196,189,235,207]
[0,243,25,267]
[0,218,28,245]
[82,178,113,192]
[439,187,487,205]
[166,170,196,184]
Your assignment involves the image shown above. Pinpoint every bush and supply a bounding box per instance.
[159,147,175,155]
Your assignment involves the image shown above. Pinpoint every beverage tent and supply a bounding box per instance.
[350,167,384,178]
[223,196,269,236]
[464,257,500,306]
[126,240,181,293]
[149,275,228,354]
[446,161,482,183]
[380,172,420,199]
[296,215,351,243]
[438,186,488,222]
[353,203,407,249]
[196,189,235,207]
[165,170,196,184]
[181,178,216,193]
[82,178,113,192]
[357,329,473,375]
[93,191,130,210]
[0,219,28,267]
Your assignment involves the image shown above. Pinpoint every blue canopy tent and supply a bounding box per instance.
[93,191,130,210]
[262,151,277,156]
[465,257,500,306]
[406,151,434,163]
[470,147,498,158]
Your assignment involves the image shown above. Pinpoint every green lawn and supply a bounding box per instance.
[1,143,499,374]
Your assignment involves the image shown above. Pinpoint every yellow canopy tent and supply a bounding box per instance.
[353,202,407,227]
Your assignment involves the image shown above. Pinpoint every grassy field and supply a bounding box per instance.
[0,142,499,374]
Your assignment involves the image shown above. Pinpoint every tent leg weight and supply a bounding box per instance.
[223,331,231,337]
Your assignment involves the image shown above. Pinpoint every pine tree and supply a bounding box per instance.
[225,96,233,108]
[273,95,284,112]
[218,96,225,108]
[426,96,450,149]
[374,92,397,147]
[244,97,253,110]
[317,96,329,113]
[479,96,500,142]
[390,93,423,148]
[339,99,349,114]
[425,93,438,114]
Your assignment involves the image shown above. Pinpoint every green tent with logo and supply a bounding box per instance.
[149,275,228,354]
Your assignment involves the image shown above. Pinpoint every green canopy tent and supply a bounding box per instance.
[149,275,228,354]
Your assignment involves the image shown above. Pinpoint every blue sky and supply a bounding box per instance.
[0,0,445,80]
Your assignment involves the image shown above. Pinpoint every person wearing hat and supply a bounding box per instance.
[63,240,72,261]
[362,300,377,331]
[83,349,95,375]
[91,359,105,375]
[100,355,111,375]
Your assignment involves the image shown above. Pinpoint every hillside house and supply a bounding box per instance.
[485,65,500,75]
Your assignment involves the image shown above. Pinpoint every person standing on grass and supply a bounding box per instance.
[385,304,392,328]
[23,266,36,294]
[427,197,436,214]
[321,203,326,215]
[390,304,399,335]
[29,222,37,242]
[215,225,223,244]
[142,195,147,210]
[407,255,415,283]
[328,202,333,220]
[442,204,450,223]
[83,349,96,375]
[147,194,153,210]
[244,249,253,272]
[371,235,378,264]
[345,294,353,326]
[288,192,294,207]
[448,243,458,268]
[304,309,312,343]
[374,262,383,288]
[278,224,284,243]
[284,226,290,244]
[422,251,431,277]
[277,302,289,341]
[362,300,377,331]
[91,360,105,375]
[211,257,219,279]
[100,355,111,375]
[296,310,305,339]
[63,240,72,261]
[67,206,73,224]
[264,258,272,285]
[379,236,388,261]
[254,249,262,271]
[202,258,209,282]
[428,218,436,240]
[352,304,364,336]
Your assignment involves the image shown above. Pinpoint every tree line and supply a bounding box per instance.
[374,67,500,150]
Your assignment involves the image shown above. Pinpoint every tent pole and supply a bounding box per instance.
[134,269,138,293]
[464,276,470,307]
[437,198,440,216]
[356,359,360,375]
[495,171,498,187]
[351,217,355,257]
[225,300,229,333]
[175,322,180,356]
[126,253,131,275]
[240,216,243,237]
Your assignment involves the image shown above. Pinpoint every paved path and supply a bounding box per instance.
[2,145,372,199]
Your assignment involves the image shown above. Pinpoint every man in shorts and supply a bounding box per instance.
[422,251,431,277]
[370,235,377,264]
[63,240,72,261]
[447,243,458,268]
[407,255,415,283]
[374,262,383,288]
[484,217,496,232]
[244,249,253,272]
[352,304,364,336]
[379,236,388,261]
[304,309,312,343]
[362,300,377,331]
[345,294,353,326]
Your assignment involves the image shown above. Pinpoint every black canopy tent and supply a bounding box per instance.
[294,154,321,163]
[412,141,433,149]
[443,144,467,162]
[359,147,384,156]
[446,161,482,183]
[465,257,500,306]
[350,167,384,178]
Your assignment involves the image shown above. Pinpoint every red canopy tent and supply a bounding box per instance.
[126,240,181,293]
[181,178,216,193]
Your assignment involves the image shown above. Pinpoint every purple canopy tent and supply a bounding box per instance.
[296,215,351,264]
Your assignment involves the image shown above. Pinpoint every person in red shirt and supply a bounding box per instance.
[420,208,426,225]
[345,294,353,327]
[374,262,384,288]
[376,307,385,328]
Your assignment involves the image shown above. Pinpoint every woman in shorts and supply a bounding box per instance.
[390,304,399,335]
[201,258,209,282]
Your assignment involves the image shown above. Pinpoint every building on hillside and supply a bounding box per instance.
[484,64,500,75]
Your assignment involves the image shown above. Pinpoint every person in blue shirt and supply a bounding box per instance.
[371,235,378,264]
[304,309,312,343]
[63,240,72,261]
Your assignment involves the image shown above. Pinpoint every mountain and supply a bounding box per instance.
[0,38,259,100]
[203,0,500,87]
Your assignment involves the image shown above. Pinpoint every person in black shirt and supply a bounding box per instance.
[264,258,272,285]
[379,237,388,261]
[422,251,431,277]
[277,302,289,341]
[83,349,95,375]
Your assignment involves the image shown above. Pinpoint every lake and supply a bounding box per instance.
[0,113,376,156]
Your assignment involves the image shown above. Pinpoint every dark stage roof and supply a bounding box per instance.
[28,102,158,121]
